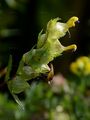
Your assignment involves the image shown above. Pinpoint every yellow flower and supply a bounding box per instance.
[70,62,79,75]
[84,62,90,75]
[70,56,90,76]
[78,56,90,63]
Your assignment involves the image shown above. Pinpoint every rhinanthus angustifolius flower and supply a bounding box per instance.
[23,16,78,72]
[8,16,79,93]
[70,56,90,76]
[7,16,79,107]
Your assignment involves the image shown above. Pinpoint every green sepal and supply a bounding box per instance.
[8,76,30,94]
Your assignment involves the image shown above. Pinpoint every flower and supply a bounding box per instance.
[70,56,90,76]
[46,16,79,40]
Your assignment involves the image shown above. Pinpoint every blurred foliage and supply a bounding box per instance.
[0,94,17,120]
[0,73,90,120]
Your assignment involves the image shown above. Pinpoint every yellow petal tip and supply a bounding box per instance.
[64,44,77,52]
[67,16,79,28]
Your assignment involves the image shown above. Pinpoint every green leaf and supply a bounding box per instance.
[8,76,30,94]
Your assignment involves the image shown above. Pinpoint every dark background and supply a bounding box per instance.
[0,0,90,75]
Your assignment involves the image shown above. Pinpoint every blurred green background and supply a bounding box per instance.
[0,0,90,120]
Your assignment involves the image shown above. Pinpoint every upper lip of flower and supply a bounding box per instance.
[66,16,79,28]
